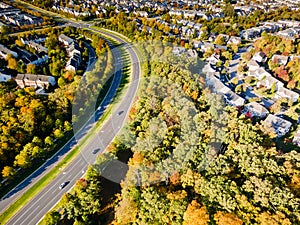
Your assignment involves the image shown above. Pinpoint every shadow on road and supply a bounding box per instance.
[1,139,77,201]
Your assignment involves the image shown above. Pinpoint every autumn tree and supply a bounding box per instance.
[183,200,209,225]
[214,211,243,225]
[7,54,17,70]
[2,166,16,179]
[26,64,37,74]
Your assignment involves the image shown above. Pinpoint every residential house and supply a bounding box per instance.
[23,14,43,24]
[186,49,198,58]
[172,47,186,56]
[241,28,262,39]
[187,21,195,28]
[177,19,188,26]
[59,34,74,46]
[212,12,224,19]
[14,74,26,88]
[0,44,18,59]
[181,26,193,37]
[21,35,46,45]
[193,40,203,49]
[234,6,254,15]
[250,67,271,80]
[215,45,228,51]
[0,2,12,8]
[137,11,148,17]
[224,91,245,107]
[243,101,269,118]
[169,10,182,17]
[15,73,56,89]
[261,97,275,109]
[257,76,284,90]
[18,74,36,87]
[278,20,300,28]
[196,12,211,20]
[183,10,196,19]
[247,59,260,71]
[206,76,231,95]
[253,51,267,63]
[277,28,298,39]
[22,53,49,66]
[275,87,299,102]
[228,36,241,45]
[208,34,218,42]
[263,114,292,137]
[292,128,300,146]
[3,13,42,26]
[263,22,280,32]
[206,54,220,65]
[35,75,56,88]
[58,34,81,72]
[201,42,214,53]
[139,25,152,33]
[290,55,300,61]
[271,54,289,66]
[28,41,48,53]
[0,8,21,17]
[67,42,81,57]
[0,72,11,82]
[228,62,239,78]
[194,23,202,31]
[202,63,217,75]
[66,57,80,71]
[244,87,259,100]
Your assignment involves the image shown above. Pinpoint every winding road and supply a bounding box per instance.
[0,6,141,224]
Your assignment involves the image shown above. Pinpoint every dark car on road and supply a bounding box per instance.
[59,181,69,189]
[117,110,124,115]
[92,148,101,154]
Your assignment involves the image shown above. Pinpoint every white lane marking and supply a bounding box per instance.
[29,160,87,224]
[12,159,84,225]
[15,205,39,225]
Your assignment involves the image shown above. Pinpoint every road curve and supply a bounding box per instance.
[3,30,141,225]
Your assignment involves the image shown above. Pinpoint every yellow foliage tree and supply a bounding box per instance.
[2,166,16,179]
[183,200,209,225]
[257,211,291,225]
[214,211,243,225]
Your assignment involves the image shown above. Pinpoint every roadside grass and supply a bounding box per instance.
[90,26,133,44]
[0,28,136,225]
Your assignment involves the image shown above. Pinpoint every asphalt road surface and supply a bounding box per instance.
[2,29,140,225]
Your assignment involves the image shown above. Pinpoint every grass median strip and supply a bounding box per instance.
[90,26,132,43]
